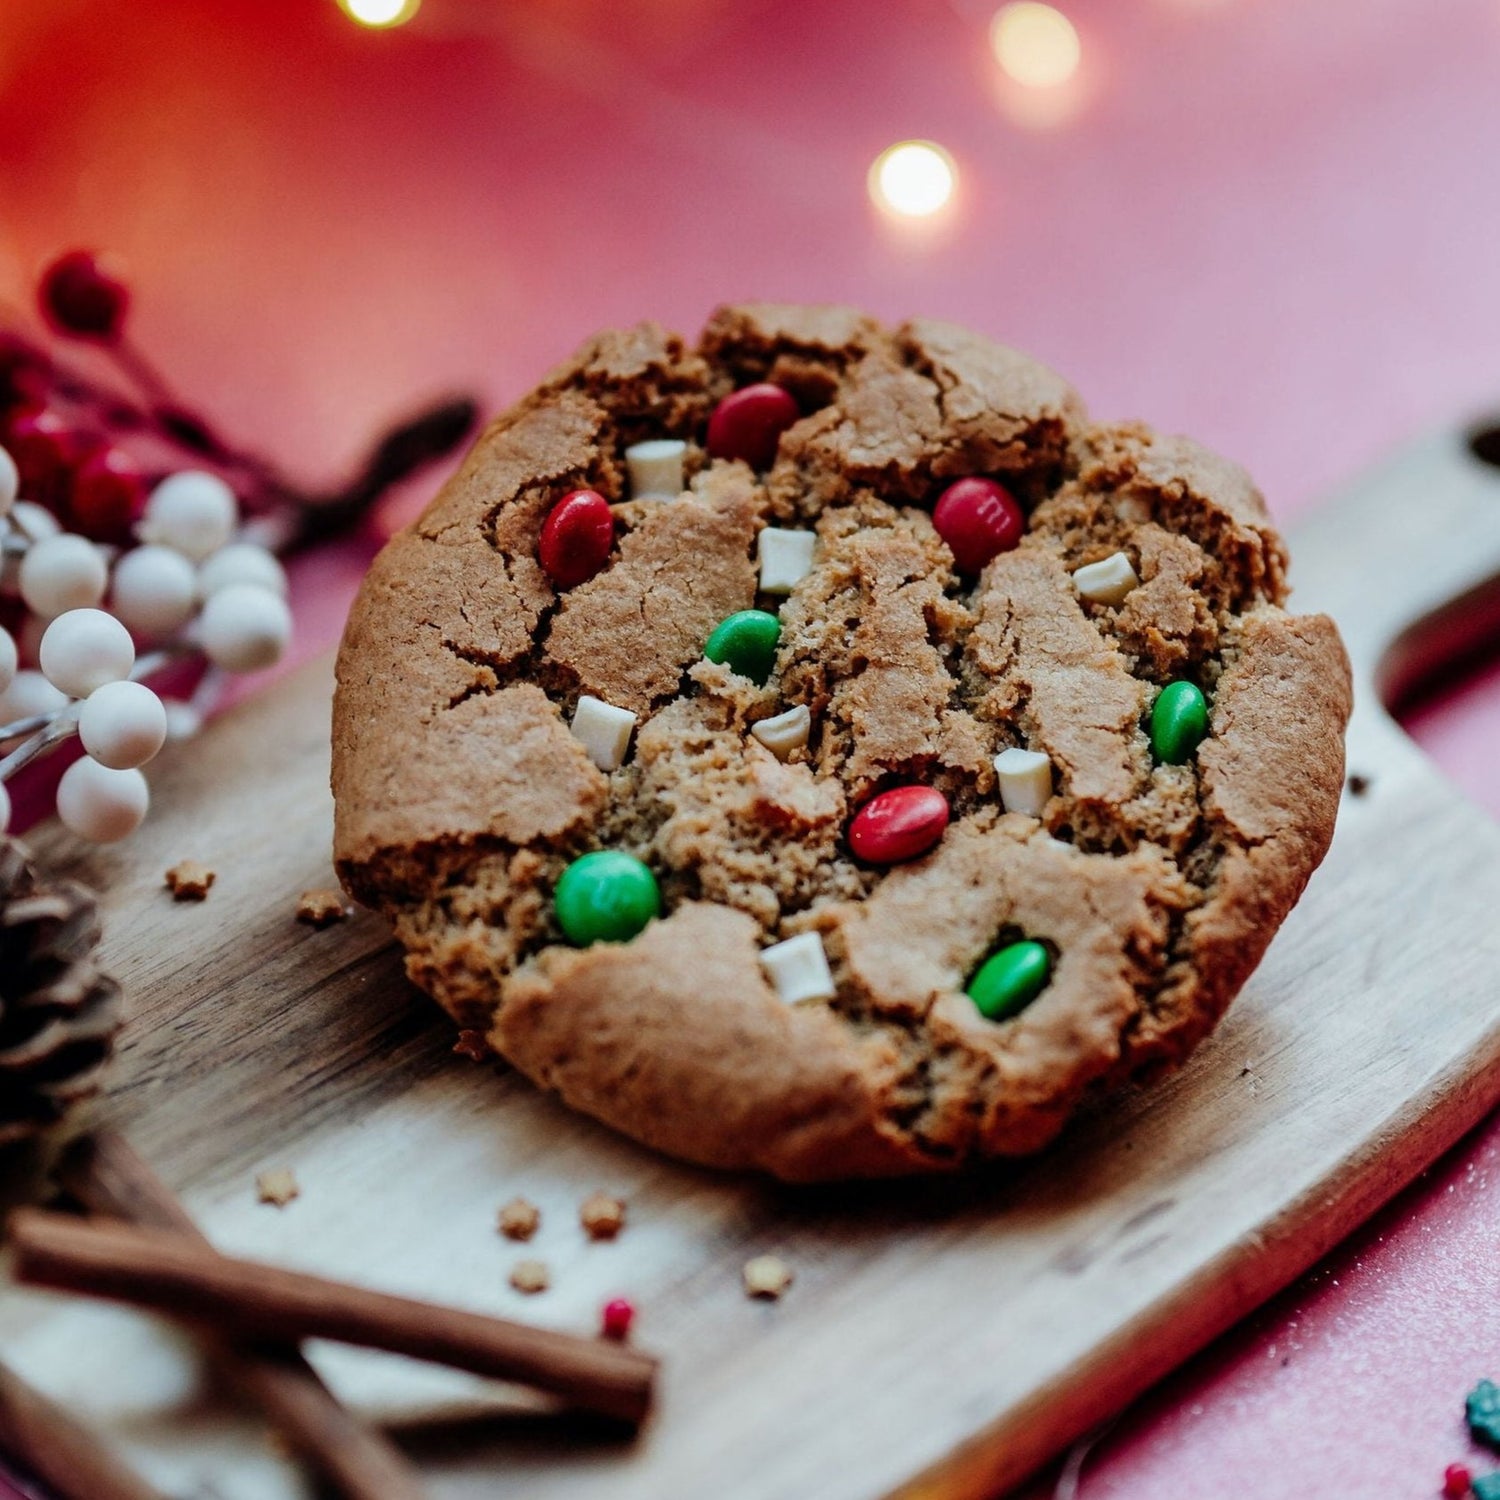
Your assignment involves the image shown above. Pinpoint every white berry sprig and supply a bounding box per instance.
[0,454,293,842]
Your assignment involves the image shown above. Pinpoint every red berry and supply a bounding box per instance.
[539,488,614,588]
[601,1298,635,1341]
[848,785,950,864]
[0,333,51,413]
[69,447,147,546]
[706,383,800,471]
[39,250,130,342]
[1444,1464,1473,1498]
[932,477,1025,573]
[5,407,83,514]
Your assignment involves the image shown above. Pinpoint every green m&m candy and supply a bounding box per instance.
[554,851,660,946]
[705,609,781,685]
[1150,680,1209,765]
[967,939,1052,1021]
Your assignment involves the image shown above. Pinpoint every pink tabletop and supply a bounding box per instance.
[6,0,1500,1494]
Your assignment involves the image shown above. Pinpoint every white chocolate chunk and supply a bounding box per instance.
[757,528,817,594]
[570,694,638,771]
[625,439,686,500]
[760,931,836,1006]
[750,703,811,761]
[993,747,1052,818]
[1071,550,1140,606]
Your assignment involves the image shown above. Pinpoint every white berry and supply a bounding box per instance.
[0,669,68,723]
[140,471,237,561]
[161,700,203,741]
[39,608,135,698]
[2,503,60,596]
[19,534,108,619]
[111,544,199,637]
[198,583,291,672]
[198,542,288,598]
[9,500,61,541]
[56,757,149,843]
[78,680,167,770]
[0,626,15,696]
[0,446,17,517]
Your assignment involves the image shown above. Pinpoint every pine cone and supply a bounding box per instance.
[0,836,122,1145]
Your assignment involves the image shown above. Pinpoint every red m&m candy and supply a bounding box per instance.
[848,785,950,865]
[706,383,800,471]
[932,477,1024,573]
[539,488,614,588]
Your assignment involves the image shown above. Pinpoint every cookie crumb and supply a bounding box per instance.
[743,1254,794,1300]
[296,888,350,927]
[165,860,215,901]
[453,1029,491,1062]
[255,1168,300,1207]
[579,1191,626,1240]
[1346,773,1371,798]
[509,1259,549,1294]
[497,1197,541,1241]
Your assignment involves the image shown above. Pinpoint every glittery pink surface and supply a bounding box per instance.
[5,1,1500,1494]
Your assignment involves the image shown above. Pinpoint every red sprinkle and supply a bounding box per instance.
[706,383,800,471]
[1444,1464,1473,1498]
[539,488,614,588]
[932,477,1025,573]
[848,785,950,865]
[601,1298,635,1341]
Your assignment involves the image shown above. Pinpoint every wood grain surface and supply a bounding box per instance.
[5,427,1500,1499]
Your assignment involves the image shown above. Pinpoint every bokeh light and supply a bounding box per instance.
[990,3,1081,88]
[339,0,420,28]
[867,141,957,220]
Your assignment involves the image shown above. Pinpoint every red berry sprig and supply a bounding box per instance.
[3,249,480,554]
[39,251,130,344]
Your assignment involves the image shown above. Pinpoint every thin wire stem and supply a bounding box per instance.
[0,706,77,781]
[0,646,194,780]
[0,713,53,744]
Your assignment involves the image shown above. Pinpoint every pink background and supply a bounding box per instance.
[6,0,1500,1493]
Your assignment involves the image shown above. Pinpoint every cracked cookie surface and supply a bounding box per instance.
[332,302,1352,1181]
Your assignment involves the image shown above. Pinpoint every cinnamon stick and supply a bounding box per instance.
[9,1208,658,1427]
[56,1134,428,1500]
[0,1359,165,1500]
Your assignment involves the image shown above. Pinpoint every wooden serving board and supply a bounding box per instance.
[6,425,1500,1500]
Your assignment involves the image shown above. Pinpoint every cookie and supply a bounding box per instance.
[331,303,1352,1181]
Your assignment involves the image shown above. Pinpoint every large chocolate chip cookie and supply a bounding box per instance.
[332,303,1352,1181]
